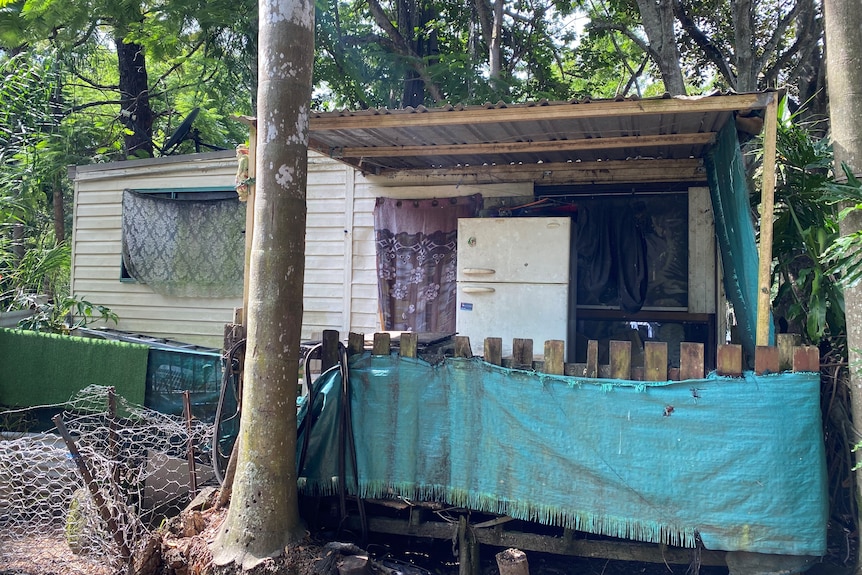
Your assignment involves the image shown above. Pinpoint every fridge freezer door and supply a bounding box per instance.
[456,281,568,359]
[457,217,571,284]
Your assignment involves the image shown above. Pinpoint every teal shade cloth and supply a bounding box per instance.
[705,119,775,355]
[300,354,827,557]
[0,328,149,406]
[144,347,223,422]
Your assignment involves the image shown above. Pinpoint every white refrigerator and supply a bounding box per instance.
[456,216,573,360]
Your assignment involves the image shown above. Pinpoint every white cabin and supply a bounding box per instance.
[69,150,524,348]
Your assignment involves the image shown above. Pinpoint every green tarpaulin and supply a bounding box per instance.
[0,328,149,406]
[300,354,827,557]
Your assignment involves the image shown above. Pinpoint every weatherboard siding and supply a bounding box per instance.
[70,151,383,348]
[70,151,527,348]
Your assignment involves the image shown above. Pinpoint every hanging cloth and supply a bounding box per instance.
[374,195,481,332]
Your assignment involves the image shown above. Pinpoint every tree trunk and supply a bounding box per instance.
[794,0,826,129]
[634,0,687,95]
[52,174,65,245]
[115,34,155,158]
[209,0,314,569]
[823,1,862,572]
[489,0,503,84]
[731,0,756,92]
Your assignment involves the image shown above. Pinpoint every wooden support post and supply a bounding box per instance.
[347,332,365,356]
[777,333,801,371]
[408,506,425,533]
[586,340,598,378]
[322,329,341,371]
[793,345,820,373]
[756,93,779,346]
[372,332,391,355]
[241,123,257,329]
[458,515,480,575]
[454,336,473,358]
[52,414,132,561]
[609,340,631,380]
[513,339,533,369]
[716,344,743,377]
[755,346,780,375]
[182,390,198,498]
[543,340,565,375]
[679,342,704,380]
[484,338,503,366]
[644,341,667,381]
[496,548,530,575]
[400,332,419,358]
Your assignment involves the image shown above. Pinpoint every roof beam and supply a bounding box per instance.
[309,93,773,131]
[365,158,706,185]
[322,133,715,159]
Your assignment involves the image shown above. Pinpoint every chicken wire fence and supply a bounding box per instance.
[0,385,214,574]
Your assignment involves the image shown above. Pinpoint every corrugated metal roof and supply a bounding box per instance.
[308,92,775,179]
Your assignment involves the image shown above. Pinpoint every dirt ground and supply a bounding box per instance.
[0,490,853,575]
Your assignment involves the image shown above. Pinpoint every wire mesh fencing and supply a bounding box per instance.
[0,385,214,574]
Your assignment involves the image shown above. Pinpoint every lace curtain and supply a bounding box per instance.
[122,190,246,297]
[374,195,481,332]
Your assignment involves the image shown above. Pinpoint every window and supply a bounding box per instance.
[534,184,716,368]
[121,187,246,298]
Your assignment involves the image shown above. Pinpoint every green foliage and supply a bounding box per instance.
[15,294,118,334]
[821,167,862,287]
[761,99,860,345]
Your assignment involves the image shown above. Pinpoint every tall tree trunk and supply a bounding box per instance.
[52,174,64,245]
[823,2,862,573]
[731,0,757,92]
[115,34,154,158]
[489,0,503,84]
[210,0,314,569]
[795,0,826,130]
[12,222,24,264]
[634,0,687,95]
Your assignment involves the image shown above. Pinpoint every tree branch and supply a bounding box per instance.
[752,0,806,78]
[152,38,205,87]
[70,71,118,91]
[587,20,655,61]
[365,0,444,102]
[672,0,737,89]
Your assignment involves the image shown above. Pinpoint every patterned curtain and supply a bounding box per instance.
[122,190,246,297]
[374,195,481,332]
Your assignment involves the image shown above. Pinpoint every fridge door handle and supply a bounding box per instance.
[462,268,496,276]
[462,286,496,294]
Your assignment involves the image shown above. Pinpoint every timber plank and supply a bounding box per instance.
[586,340,598,378]
[679,342,704,380]
[372,332,391,355]
[644,341,668,381]
[344,516,726,567]
[777,333,801,371]
[400,332,419,358]
[716,344,743,377]
[754,346,779,375]
[513,339,533,369]
[543,340,565,375]
[348,332,365,355]
[484,338,503,366]
[455,336,473,358]
[793,345,820,373]
[609,340,631,380]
